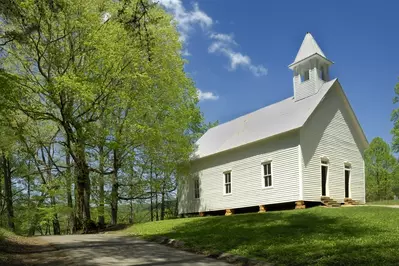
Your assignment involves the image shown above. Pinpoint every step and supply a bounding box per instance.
[330,204,341,207]
[321,196,330,200]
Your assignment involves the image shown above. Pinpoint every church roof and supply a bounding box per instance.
[194,79,338,159]
[289,33,330,67]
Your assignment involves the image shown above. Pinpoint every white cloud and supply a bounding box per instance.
[208,33,267,77]
[158,0,267,77]
[249,65,268,77]
[158,0,212,43]
[209,33,236,45]
[197,89,219,101]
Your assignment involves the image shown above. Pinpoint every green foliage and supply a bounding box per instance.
[364,137,398,201]
[0,0,207,233]
[124,207,399,266]
[391,79,399,152]
[0,227,15,241]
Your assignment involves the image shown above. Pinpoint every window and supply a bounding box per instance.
[194,178,200,199]
[224,172,232,194]
[344,164,351,198]
[301,70,310,82]
[262,162,272,187]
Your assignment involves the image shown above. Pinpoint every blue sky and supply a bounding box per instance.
[159,0,399,145]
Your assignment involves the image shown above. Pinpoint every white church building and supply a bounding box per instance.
[179,33,368,215]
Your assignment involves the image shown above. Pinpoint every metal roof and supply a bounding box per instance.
[194,79,338,159]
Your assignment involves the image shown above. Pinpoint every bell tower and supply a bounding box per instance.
[289,33,333,101]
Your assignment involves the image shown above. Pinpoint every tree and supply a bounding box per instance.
[392,79,399,152]
[364,137,397,201]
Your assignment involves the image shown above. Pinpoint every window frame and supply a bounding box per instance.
[194,177,200,199]
[261,160,273,189]
[223,171,232,195]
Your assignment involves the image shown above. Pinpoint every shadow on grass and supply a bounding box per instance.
[146,207,399,266]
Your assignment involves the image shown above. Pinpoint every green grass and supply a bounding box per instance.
[367,200,399,205]
[124,207,399,266]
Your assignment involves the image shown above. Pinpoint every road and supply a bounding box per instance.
[15,234,231,266]
[16,234,230,266]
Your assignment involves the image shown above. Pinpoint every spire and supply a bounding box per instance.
[289,33,333,101]
[289,33,331,68]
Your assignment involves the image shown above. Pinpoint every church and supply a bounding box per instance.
[178,33,368,215]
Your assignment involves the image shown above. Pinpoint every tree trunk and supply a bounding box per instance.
[2,154,15,232]
[27,173,35,236]
[38,225,43,236]
[75,147,91,224]
[67,126,91,228]
[65,153,75,234]
[161,183,165,220]
[174,195,179,217]
[128,184,134,224]
[110,183,118,225]
[150,192,154,222]
[98,146,105,228]
[155,191,159,221]
[150,163,153,222]
[174,180,179,217]
[110,149,119,225]
[62,112,90,228]
[45,221,50,235]
[129,200,133,224]
[51,196,61,235]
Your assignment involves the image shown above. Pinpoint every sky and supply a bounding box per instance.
[159,0,399,145]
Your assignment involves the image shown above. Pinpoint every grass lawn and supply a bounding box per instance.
[124,206,399,265]
[367,200,399,205]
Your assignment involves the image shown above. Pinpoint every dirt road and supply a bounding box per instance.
[11,234,230,265]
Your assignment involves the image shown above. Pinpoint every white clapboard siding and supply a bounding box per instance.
[179,131,300,214]
[300,83,365,203]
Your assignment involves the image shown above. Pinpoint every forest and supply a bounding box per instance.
[0,0,212,235]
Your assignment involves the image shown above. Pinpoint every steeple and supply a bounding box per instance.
[289,33,333,101]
